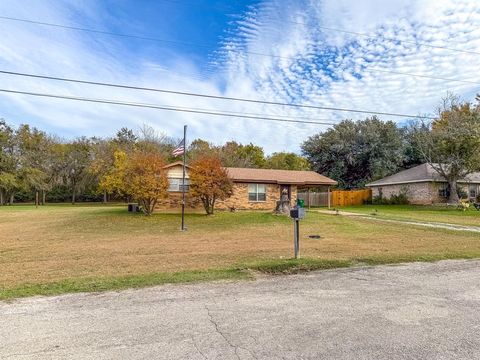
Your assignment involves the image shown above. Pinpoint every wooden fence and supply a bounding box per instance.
[297,192,330,207]
[298,189,372,207]
[331,189,372,207]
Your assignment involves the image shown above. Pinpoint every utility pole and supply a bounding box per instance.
[181,125,187,231]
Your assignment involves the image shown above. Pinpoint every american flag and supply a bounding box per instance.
[172,139,185,156]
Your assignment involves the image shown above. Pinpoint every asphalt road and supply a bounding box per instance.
[2,260,480,359]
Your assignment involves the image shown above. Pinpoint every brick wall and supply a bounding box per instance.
[157,182,298,211]
[156,192,201,210]
[370,181,469,205]
[216,183,281,210]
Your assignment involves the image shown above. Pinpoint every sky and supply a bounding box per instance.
[0,0,479,153]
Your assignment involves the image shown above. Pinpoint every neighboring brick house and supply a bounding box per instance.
[365,163,480,205]
[158,161,337,211]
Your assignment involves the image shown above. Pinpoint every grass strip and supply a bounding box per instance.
[245,258,352,274]
[2,254,479,301]
[0,268,250,301]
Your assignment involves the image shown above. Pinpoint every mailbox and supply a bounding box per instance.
[290,207,306,219]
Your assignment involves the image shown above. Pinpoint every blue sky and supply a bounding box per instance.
[0,0,479,153]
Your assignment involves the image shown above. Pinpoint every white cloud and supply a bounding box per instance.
[0,0,479,153]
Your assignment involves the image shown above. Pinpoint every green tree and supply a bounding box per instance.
[188,138,218,161]
[220,141,265,168]
[14,124,52,205]
[0,120,18,204]
[0,172,18,205]
[264,152,310,170]
[412,95,480,203]
[64,137,94,204]
[302,117,406,189]
[113,127,137,149]
[90,138,117,203]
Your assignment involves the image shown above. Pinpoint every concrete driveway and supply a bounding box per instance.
[2,260,479,359]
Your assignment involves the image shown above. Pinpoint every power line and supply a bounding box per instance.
[1,15,479,86]
[367,68,480,85]
[0,88,339,125]
[270,21,480,57]
[4,11,477,58]
[0,15,293,61]
[0,70,435,119]
[157,0,480,57]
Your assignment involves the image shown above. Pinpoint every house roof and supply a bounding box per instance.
[226,167,337,186]
[163,161,191,169]
[366,163,480,187]
[163,162,337,186]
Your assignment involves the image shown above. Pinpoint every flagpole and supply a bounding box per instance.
[181,125,187,231]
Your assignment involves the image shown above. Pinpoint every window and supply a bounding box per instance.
[248,184,266,202]
[438,183,449,198]
[469,185,478,199]
[168,178,190,192]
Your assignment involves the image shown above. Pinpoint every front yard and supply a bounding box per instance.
[338,204,480,227]
[1,204,479,300]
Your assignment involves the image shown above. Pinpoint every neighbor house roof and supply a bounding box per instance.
[366,163,480,187]
[226,167,337,186]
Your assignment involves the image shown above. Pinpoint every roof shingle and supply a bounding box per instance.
[226,167,337,186]
[366,163,480,186]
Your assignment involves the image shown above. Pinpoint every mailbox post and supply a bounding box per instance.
[290,200,306,259]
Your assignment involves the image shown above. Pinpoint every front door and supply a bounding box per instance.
[280,185,291,201]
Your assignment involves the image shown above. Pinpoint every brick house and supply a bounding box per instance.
[365,163,480,205]
[158,161,337,210]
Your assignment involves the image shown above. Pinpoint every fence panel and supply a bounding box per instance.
[297,192,330,207]
[298,189,372,207]
[331,189,372,207]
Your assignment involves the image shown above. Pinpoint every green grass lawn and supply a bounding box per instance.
[1,204,480,300]
[337,204,480,227]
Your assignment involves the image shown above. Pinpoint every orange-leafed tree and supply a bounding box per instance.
[100,150,169,215]
[123,151,169,215]
[189,155,233,215]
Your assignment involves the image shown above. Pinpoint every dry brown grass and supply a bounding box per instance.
[1,205,479,290]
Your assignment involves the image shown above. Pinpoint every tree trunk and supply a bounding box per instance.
[42,191,46,205]
[0,190,3,206]
[150,199,157,215]
[35,191,39,208]
[201,196,210,215]
[9,194,14,205]
[210,198,216,215]
[448,180,460,204]
[71,190,76,205]
[103,190,107,204]
[141,199,153,216]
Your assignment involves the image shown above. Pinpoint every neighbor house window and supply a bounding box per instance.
[168,178,190,192]
[248,184,266,201]
[438,183,449,198]
[469,185,478,199]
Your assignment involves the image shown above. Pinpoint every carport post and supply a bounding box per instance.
[328,186,331,209]
[308,188,311,209]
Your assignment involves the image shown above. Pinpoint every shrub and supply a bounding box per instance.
[372,192,409,205]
